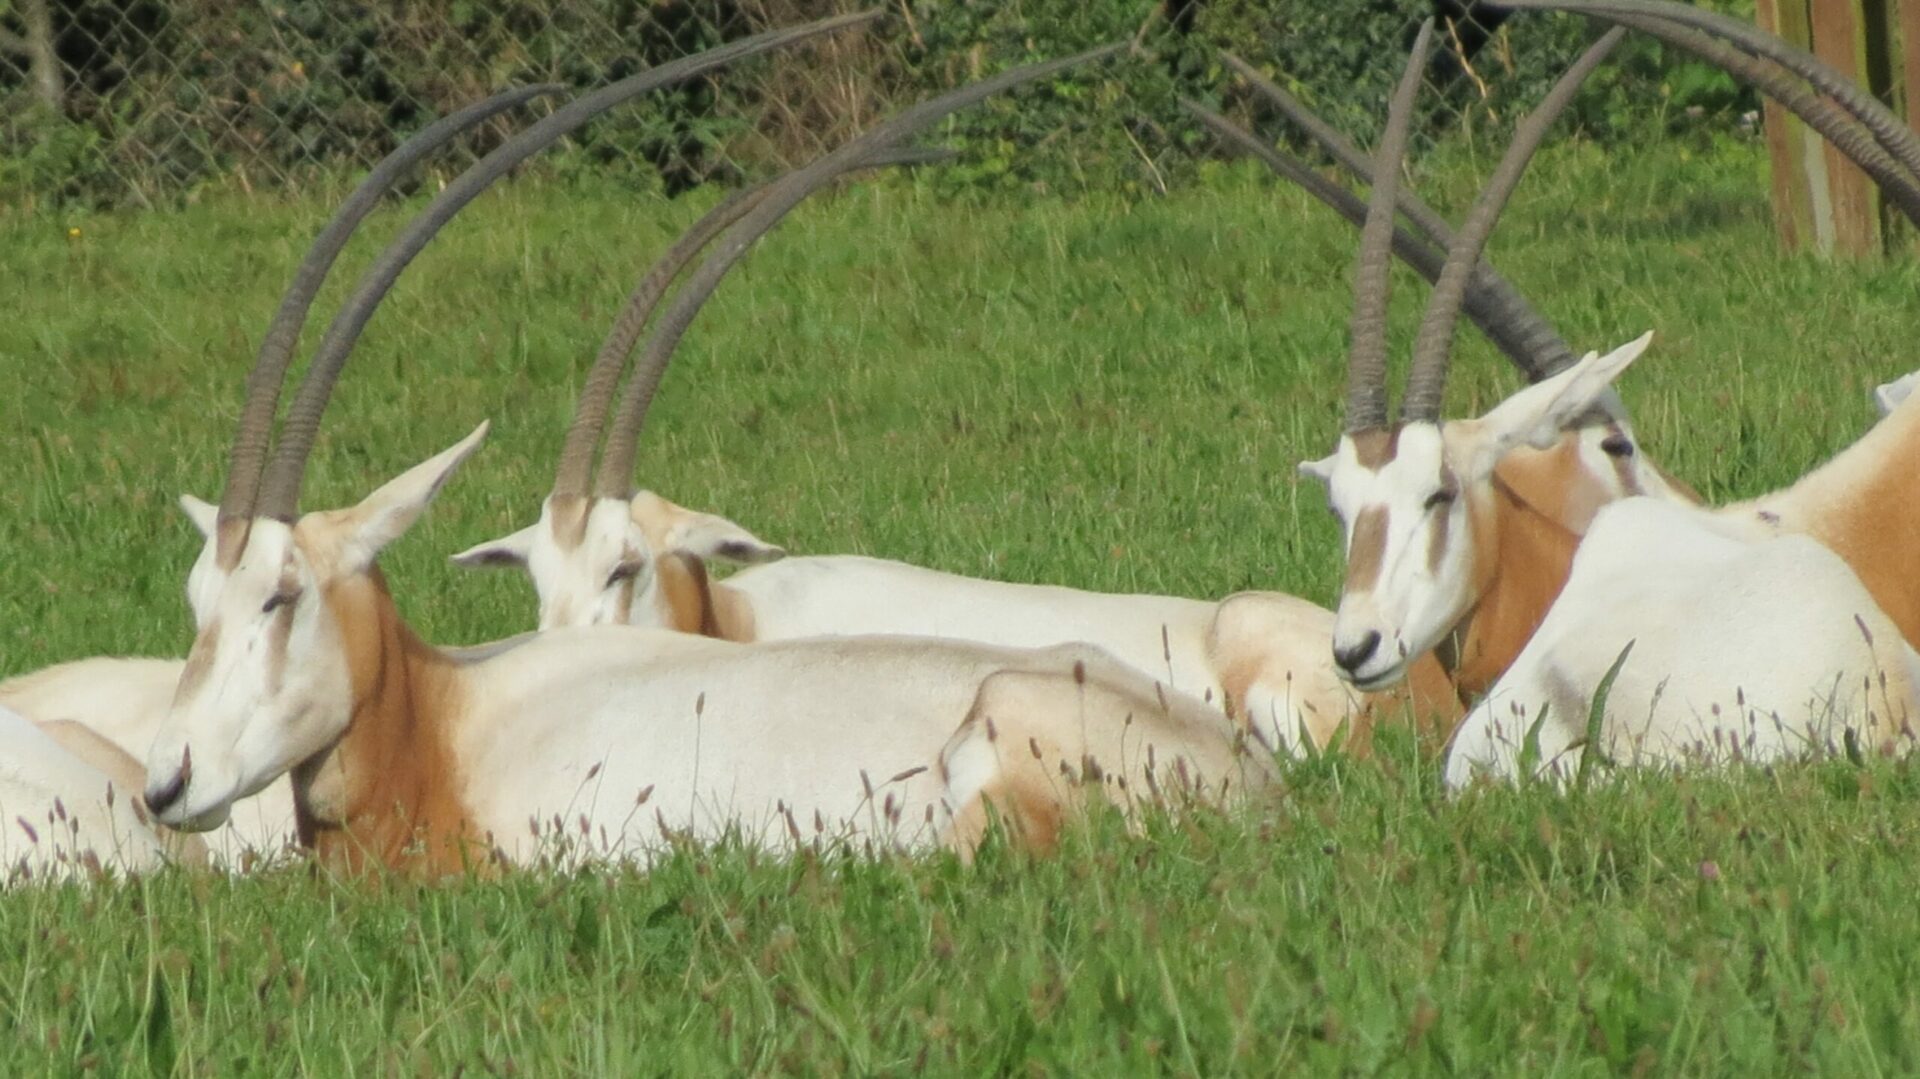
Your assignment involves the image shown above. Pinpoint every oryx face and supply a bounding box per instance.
[454,490,784,631]
[145,518,351,832]
[519,495,654,631]
[1303,334,1657,691]
[1306,423,1478,690]
[145,426,488,831]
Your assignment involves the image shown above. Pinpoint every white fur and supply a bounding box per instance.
[0,657,297,864]
[0,704,183,882]
[460,506,1365,754]
[1445,497,1920,785]
[143,428,1264,863]
[1305,335,1661,690]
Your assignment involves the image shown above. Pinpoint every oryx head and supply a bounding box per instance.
[154,430,487,831]
[1297,23,1650,690]
[452,489,781,630]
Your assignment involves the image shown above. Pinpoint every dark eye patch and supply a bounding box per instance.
[1600,433,1635,458]
[1424,488,1456,511]
[262,589,300,615]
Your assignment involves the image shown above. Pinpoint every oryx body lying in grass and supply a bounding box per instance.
[462,508,1403,754]
[151,424,1266,869]
[1301,27,1920,783]
[1443,368,1920,785]
[0,703,205,882]
[141,40,1270,870]
[1446,488,1920,785]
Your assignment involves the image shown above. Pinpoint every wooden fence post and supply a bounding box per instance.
[1756,0,1919,256]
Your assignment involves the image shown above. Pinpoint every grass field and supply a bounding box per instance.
[3,133,1920,1072]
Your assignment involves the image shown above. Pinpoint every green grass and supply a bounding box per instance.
[2,134,1919,1072]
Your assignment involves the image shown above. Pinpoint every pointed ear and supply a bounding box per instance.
[1460,332,1653,481]
[449,523,536,571]
[178,494,218,538]
[1875,371,1920,417]
[1298,455,1337,483]
[630,490,786,565]
[333,422,489,572]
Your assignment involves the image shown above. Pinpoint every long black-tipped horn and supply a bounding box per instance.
[250,10,883,521]
[1182,102,1553,380]
[1595,12,1920,226]
[217,83,560,548]
[590,43,1127,499]
[1345,19,1434,433]
[1401,28,1623,424]
[550,143,949,499]
[1499,0,1920,180]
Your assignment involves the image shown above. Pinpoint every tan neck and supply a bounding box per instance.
[1355,653,1465,754]
[654,553,756,641]
[295,567,482,875]
[1762,400,1920,647]
[1444,474,1582,698]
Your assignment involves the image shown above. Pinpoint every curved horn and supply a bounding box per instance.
[551,185,768,499]
[1601,12,1920,225]
[1499,0,1920,180]
[251,10,884,521]
[1182,101,1554,380]
[1401,28,1623,424]
[1216,55,1578,379]
[591,43,1127,498]
[1345,19,1434,433]
[551,143,950,499]
[218,83,561,538]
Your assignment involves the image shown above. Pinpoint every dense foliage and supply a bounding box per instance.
[1,0,1762,206]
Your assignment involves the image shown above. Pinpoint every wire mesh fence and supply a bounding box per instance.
[1,1,1757,210]
[3,0,911,206]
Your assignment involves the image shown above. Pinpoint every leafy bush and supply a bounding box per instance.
[0,0,1763,207]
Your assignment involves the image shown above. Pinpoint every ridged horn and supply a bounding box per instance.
[591,43,1127,499]
[1600,11,1920,226]
[1401,28,1623,424]
[217,83,560,543]
[1214,57,1579,379]
[1181,101,1554,381]
[550,143,951,499]
[1499,0,1920,180]
[250,10,884,521]
[1345,19,1434,433]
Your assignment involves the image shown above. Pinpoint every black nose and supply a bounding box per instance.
[144,771,186,816]
[1333,631,1382,674]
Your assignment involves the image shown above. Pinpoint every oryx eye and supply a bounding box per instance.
[606,560,645,587]
[262,589,301,615]
[1600,433,1635,458]
[1424,488,1456,511]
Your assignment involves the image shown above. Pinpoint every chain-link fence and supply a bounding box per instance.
[2,0,911,206]
[2,1,1757,209]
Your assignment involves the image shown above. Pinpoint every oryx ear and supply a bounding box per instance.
[450,523,536,571]
[1460,332,1653,481]
[329,422,489,572]
[1874,371,1920,417]
[178,494,218,538]
[1298,455,1337,483]
[630,490,786,565]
